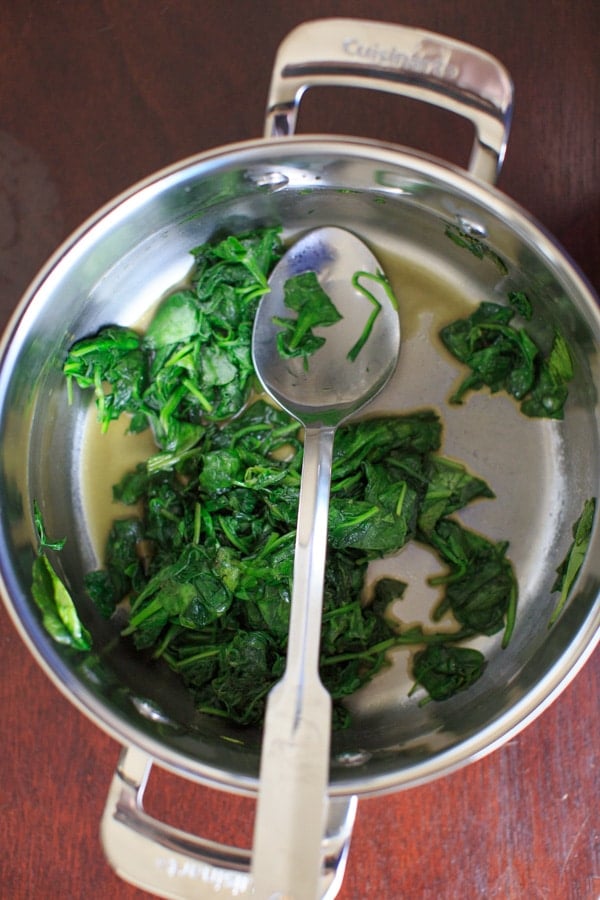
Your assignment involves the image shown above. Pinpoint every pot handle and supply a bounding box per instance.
[264,18,513,185]
[100,745,357,899]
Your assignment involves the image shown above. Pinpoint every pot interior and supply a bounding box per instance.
[1,138,599,796]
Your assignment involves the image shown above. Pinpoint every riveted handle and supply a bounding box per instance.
[100,746,357,899]
[264,17,513,184]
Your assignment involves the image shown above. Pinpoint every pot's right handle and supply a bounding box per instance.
[100,746,357,899]
[264,17,513,185]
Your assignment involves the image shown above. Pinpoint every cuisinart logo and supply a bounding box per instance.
[342,37,460,80]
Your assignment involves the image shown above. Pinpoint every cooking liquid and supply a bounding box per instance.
[80,410,157,562]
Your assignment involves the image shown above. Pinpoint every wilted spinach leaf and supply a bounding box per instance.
[82,399,516,721]
[31,501,92,651]
[440,299,573,418]
[427,518,518,648]
[411,643,486,704]
[273,270,343,364]
[444,224,508,273]
[519,331,574,418]
[64,227,283,449]
[418,457,495,537]
[550,497,596,626]
[64,326,147,432]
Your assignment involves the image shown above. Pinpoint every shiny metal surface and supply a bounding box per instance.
[101,746,356,899]
[265,19,513,182]
[250,227,399,899]
[0,18,598,900]
[0,137,599,892]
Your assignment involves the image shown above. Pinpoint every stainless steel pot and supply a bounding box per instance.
[1,18,599,899]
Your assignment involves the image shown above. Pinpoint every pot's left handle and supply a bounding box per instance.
[264,17,513,184]
[100,746,357,899]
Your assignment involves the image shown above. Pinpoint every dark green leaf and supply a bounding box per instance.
[411,643,486,703]
[444,224,508,273]
[64,326,147,430]
[428,519,518,646]
[31,504,92,650]
[550,497,596,625]
[441,300,573,418]
[508,290,533,320]
[520,332,573,419]
[418,457,494,536]
[67,225,525,729]
[274,270,343,362]
[144,291,199,349]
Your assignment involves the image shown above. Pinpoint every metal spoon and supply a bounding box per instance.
[250,226,401,900]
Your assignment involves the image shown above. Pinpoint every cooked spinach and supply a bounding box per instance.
[31,501,92,651]
[65,227,283,449]
[508,290,533,320]
[346,270,396,362]
[519,331,574,418]
[65,227,521,721]
[273,268,397,366]
[440,300,573,418]
[63,326,146,432]
[550,497,596,626]
[444,223,508,274]
[410,644,486,705]
[427,519,518,648]
[273,270,343,364]
[83,401,512,721]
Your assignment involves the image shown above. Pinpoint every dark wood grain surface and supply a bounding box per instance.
[0,2,598,898]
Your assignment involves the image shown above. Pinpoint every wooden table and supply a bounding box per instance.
[0,3,598,897]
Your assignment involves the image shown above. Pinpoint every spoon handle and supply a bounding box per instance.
[251,425,335,900]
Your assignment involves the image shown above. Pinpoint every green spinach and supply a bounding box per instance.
[444,224,508,274]
[80,398,515,721]
[65,227,523,721]
[440,300,573,418]
[550,497,596,626]
[273,268,397,367]
[31,501,92,651]
[273,270,343,364]
[427,519,518,648]
[410,643,487,705]
[65,227,283,449]
[346,270,397,362]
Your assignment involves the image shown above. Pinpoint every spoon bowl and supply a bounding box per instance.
[253,226,401,426]
[250,226,400,899]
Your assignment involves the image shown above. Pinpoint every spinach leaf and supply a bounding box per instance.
[274,268,398,366]
[427,519,518,647]
[418,456,495,537]
[371,577,407,610]
[440,300,573,418]
[273,270,343,363]
[346,270,396,362]
[64,326,147,432]
[508,290,533,320]
[144,290,200,348]
[91,403,514,723]
[444,224,508,274]
[550,497,596,625]
[410,643,486,704]
[520,332,574,419]
[329,461,419,554]
[32,502,92,651]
